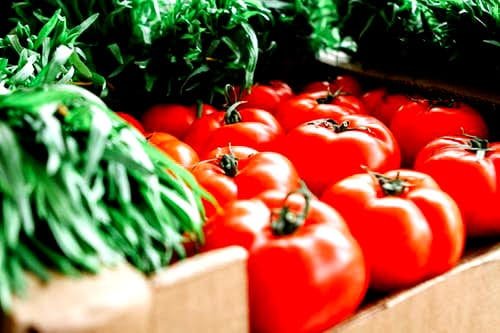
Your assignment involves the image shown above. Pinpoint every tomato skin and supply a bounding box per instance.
[415,136,500,236]
[361,89,412,126]
[280,114,400,196]
[147,132,199,168]
[184,108,283,157]
[191,151,300,216]
[303,75,362,97]
[116,112,146,135]
[390,100,488,166]
[321,170,464,291]
[274,91,365,132]
[241,80,293,113]
[142,104,217,139]
[203,192,367,333]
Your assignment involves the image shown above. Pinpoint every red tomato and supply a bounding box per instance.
[415,135,500,236]
[147,132,199,168]
[184,106,283,157]
[191,149,300,216]
[361,89,412,126]
[203,190,367,333]
[321,169,465,291]
[280,115,401,196]
[116,112,146,135]
[274,91,366,132]
[390,99,488,166]
[240,80,293,113]
[303,75,362,96]
[142,103,217,139]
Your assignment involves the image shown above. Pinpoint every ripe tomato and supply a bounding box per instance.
[321,169,464,291]
[147,132,199,168]
[415,135,500,236]
[303,75,362,97]
[203,189,367,333]
[240,80,293,113]
[142,103,217,139]
[280,115,400,196]
[274,91,366,132]
[116,112,146,135]
[390,99,488,166]
[361,88,412,126]
[184,106,283,157]
[190,148,300,216]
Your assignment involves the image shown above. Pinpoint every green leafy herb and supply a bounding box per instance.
[0,84,208,312]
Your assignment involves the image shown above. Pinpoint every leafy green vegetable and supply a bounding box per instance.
[7,0,346,107]
[335,0,499,80]
[0,84,207,312]
[0,11,106,94]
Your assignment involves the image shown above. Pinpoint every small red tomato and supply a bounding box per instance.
[303,75,362,97]
[415,135,500,236]
[184,106,283,157]
[280,114,400,196]
[321,169,464,291]
[142,103,217,139]
[203,189,367,333]
[362,89,412,126]
[191,149,300,216]
[274,91,366,132]
[390,99,488,166]
[147,132,199,168]
[116,112,146,135]
[240,80,293,113]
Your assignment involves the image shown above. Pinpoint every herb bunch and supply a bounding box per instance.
[0,84,206,311]
[335,0,500,81]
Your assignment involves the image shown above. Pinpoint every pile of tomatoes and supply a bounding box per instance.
[118,75,499,333]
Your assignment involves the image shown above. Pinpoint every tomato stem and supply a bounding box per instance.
[463,133,492,160]
[316,88,343,104]
[308,119,354,133]
[218,148,239,177]
[363,167,410,196]
[271,182,311,236]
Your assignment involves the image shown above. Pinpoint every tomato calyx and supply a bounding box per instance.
[363,167,412,196]
[464,133,492,160]
[308,119,361,133]
[427,98,456,109]
[219,153,239,177]
[316,89,344,105]
[223,101,246,124]
[271,184,312,236]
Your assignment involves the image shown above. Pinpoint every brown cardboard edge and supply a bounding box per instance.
[149,246,248,287]
[330,243,500,331]
[317,50,500,106]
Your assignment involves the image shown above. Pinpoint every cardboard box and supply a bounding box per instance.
[1,246,248,333]
[331,242,500,333]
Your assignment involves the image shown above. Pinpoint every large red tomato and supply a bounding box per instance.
[190,148,300,216]
[240,80,293,113]
[184,105,283,157]
[390,99,488,166]
[116,112,146,135]
[415,135,500,236]
[203,189,367,333]
[321,169,465,291]
[303,75,362,97]
[142,103,217,139]
[280,114,400,196]
[147,132,199,168]
[361,88,412,126]
[274,91,366,132]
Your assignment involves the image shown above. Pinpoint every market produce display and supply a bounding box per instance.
[1,1,499,332]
